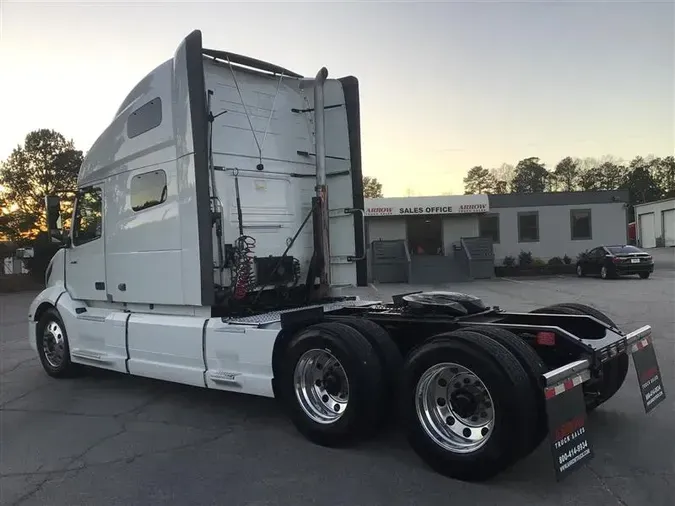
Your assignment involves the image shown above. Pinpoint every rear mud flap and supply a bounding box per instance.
[543,361,594,481]
[542,324,666,481]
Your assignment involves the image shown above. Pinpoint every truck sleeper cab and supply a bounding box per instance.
[29,30,665,483]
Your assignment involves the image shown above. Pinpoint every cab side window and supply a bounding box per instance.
[72,188,103,246]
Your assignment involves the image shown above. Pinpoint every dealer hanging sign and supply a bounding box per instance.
[364,195,490,217]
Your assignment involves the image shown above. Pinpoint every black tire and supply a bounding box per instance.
[278,321,385,448]
[333,316,403,403]
[463,326,548,455]
[551,303,616,328]
[576,263,585,277]
[639,272,650,279]
[530,304,628,411]
[401,330,536,482]
[36,307,79,378]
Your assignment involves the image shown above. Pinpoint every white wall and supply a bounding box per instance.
[367,217,407,244]
[442,216,479,252]
[635,198,675,248]
[492,202,627,264]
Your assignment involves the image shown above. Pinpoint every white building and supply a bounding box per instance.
[364,190,630,283]
[633,198,675,248]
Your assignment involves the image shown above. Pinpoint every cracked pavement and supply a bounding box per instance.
[1,252,673,505]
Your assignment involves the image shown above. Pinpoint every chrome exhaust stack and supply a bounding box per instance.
[300,67,331,296]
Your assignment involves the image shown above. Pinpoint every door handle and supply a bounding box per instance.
[70,260,78,264]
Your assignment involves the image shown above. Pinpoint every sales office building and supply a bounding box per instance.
[364,190,630,283]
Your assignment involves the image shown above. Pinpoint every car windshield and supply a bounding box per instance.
[606,245,643,254]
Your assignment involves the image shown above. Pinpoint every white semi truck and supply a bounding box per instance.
[29,30,665,482]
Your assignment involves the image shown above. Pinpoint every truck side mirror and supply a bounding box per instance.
[45,195,69,246]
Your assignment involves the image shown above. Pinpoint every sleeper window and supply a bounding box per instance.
[131,170,167,212]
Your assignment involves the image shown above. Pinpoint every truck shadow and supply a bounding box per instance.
[75,366,663,492]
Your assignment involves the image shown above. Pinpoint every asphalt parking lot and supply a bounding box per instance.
[2,252,674,506]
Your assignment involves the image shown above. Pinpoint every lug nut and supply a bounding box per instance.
[334,404,340,412]
[463,378,471,384]
[446,416,455,425]
[463,428,472,437]
[315,379,322,387]
[438,378,447,387]
[481,427,489,436]
[437,398,446,407]
[322,395,329,403]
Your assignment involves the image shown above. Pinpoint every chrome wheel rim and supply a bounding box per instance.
[601,266,607,279]
[415,362,495,454]
[293,349,349,424]
[42,320,65,368]
[577,265,582,276]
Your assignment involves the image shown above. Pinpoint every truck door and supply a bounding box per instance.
[66,186,107,301]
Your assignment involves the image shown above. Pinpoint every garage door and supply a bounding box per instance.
[664,209,675,247]
[639,212,656,248]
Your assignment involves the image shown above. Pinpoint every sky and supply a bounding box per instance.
[0,0,673,197]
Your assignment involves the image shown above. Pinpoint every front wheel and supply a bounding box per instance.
[576,264,585,277]
[639,272,650,279]
[278,322,385,447]
[36,308,79,378]
[401,330,536,482]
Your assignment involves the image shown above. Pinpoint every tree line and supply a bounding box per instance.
[463,155,675,214]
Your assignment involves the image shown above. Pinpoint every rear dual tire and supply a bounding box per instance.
[281,322,545,482]
[401,330,540,482]
[278,321,389,448]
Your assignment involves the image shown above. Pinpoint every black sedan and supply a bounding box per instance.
[576,245,654,279]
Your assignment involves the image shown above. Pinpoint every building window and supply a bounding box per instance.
[570,209,592,240]
[518,211,539,242]
[73,188,103,246]
[479,214,500,243]
[127,97,162,138]
[131,170,168,212]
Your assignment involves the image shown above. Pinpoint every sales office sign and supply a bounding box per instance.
[364,195,490,217]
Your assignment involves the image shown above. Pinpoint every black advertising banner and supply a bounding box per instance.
[546,385,594,481]
[632,339,666,413]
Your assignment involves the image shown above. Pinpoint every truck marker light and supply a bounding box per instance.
[537,331,556,346]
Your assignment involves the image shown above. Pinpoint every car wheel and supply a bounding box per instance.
[600,266,609,279]
[639,272,650,279]
[576,264,584,277]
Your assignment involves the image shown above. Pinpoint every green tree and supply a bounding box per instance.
[510,157,550,193]
[362,176,383,198]
[552,156,580,191]
[622,156,662,206]
[653,156,675,198]
[463,166,496,194]
[0,129,82,242]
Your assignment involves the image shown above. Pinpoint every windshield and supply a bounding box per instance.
[606,245,643,254]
